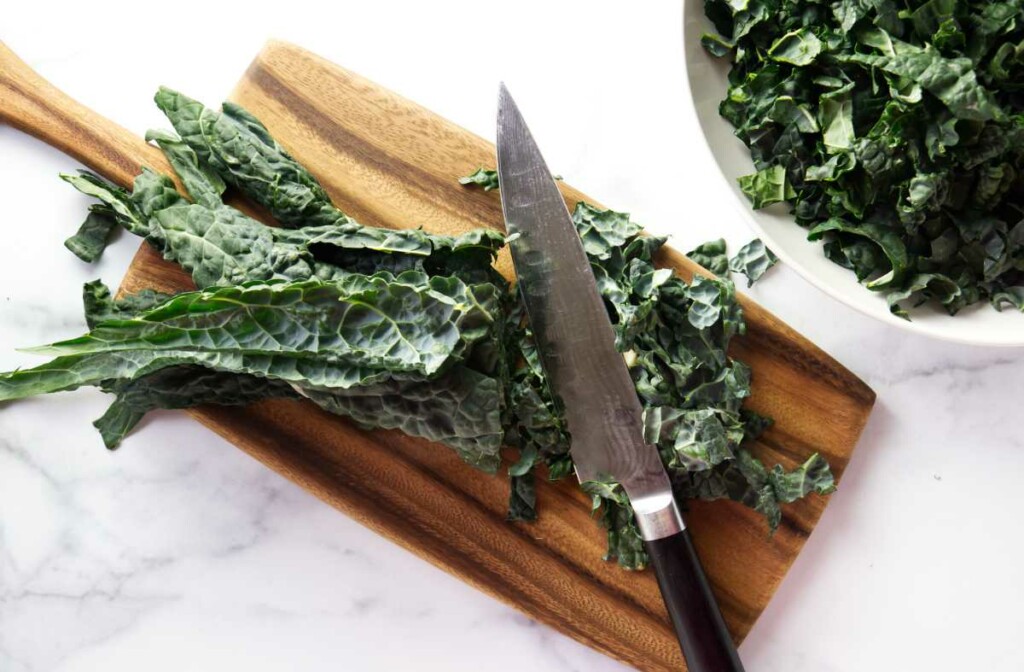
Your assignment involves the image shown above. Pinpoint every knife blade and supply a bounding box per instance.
[496,84,744,672]
[495,84,679,538]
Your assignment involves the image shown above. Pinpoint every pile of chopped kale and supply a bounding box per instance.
[703,0,1024,317]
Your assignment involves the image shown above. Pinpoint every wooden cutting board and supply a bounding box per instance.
[0,41,875,671]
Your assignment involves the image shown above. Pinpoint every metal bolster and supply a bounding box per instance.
[633,495,686,541]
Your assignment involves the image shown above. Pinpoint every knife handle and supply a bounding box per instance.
[646,528,745,672]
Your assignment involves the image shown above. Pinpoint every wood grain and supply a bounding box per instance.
[0,40,875,671]
[0,43,169,185]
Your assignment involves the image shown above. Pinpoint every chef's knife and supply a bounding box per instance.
[496,85,744,672]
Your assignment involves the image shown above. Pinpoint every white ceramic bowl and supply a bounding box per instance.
[682,0,1024,346]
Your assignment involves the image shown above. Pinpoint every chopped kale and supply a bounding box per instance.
[703,0,1024,316]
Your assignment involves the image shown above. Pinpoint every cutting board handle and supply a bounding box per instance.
[0,42,167,188]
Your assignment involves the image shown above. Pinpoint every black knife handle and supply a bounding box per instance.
[646,528,745,672]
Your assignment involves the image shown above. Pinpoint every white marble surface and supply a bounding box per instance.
[2,2,1024,670]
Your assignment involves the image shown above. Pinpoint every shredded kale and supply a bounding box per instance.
[459,167,500,191]
[703,0,1024,317]
[0,91,831,570]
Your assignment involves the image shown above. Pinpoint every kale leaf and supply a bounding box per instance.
[730,239,780,286]
[2,275,508,470]
[688,238,730,275]
[64,209,118,262]
[95,366,301,449]
[82,279,173,328]
[703,0,1024,316]
[154,87,343,228]
[0,274,501,396]
[459,168,500,191]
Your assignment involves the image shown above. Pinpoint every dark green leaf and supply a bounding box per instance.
[729,239,779,286]
[684,275,725,329]
[508,445,540,521]
[886,273,962,317]
[459,168,500,191]
[303,367,504,471]
[908,0,958,40]
[64,209,117,262]
[767,29,823,66]
[507,471,537,522]
[572,202,643,260]
[738,165,795,209]
[95,366,300,449]
[0,275,501,400]
[841,34,1004,121]
[808,218,909,288]
[820,85,856,153]
[155,88,343,228]
[992,286,1024,311]
[687,238,730,275]
[61,170,153,237]
[769,96,820,134]
[82,280,173,329]
[701,32,735,57]
[145,129,226,207]
[769,453,837,502]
